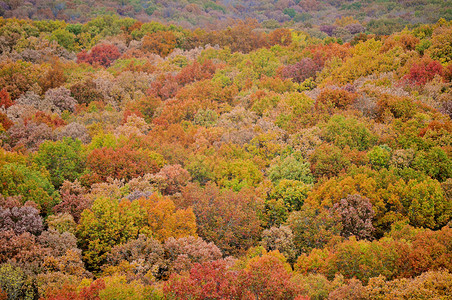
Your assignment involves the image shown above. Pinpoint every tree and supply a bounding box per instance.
[0,206,44,235]
[320,25,337,36]
[44,279,106,300]
[0,88,13,109]
[148,74,180,101]
[56,122,91,144]
[0,263,34,300]
[39,60,67,93]
[267,28,292,46]
[0,162,57,214]
[98,275,158,300]
[136,194,197,242]
[332,194,375,240]
[268,152,313,184]
[164,236,223,275]
[264,180,312,226]
[34,137,86,188]
[180,183,264,256]
[31,111,67,129]
[175,60,217,86]
[38,229,78,257]
[77,194,196,272]
[214,158,263,192]
[77,44,121,67]
[85,146,163,183]
[0,195,22,210]
[390,149,415,169]
[76,197,144,272]
[287,204,342,253]
[7,121,54,152]
[204,19,266,53]
[149,164,191,195]
[364,270,452,299]
[404,59,443,85]
[70,79,103,105]
[243,48,280,79]
[164,260,241,299]
[0,60,41,100]
[14,90,42,109]
[50,29,76,51]
[53,188,91,223]
[0,231,50,276]
[292,273,335,300]
[367,145,391,170]
[404,178,450,229]
[400,226,452,277]
[307,166,451,234]
[309,143,351,179]
[321,115,377,151]
[412,147,452,182]
[280,58,320,83]
[375,94,415,121]
[327,237,400,282]
[428,25,452,64]
[104,234,164,281]
[260,226,297,263]
[46,213,77,235]
[0,112,13,131]
[44,87,77,114]
[142,31,177,57]
[239,253,299,300]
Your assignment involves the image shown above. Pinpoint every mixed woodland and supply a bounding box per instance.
[0,2,452,299]
[1,0,452,30]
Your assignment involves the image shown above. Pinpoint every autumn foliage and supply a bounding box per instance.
[0,89,13,109]
[0,12,451,300]
[84,146,163,183]
[77,44,121,67]
[405,59,443,85]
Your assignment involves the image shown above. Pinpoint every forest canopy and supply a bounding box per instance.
[0,4,452,299]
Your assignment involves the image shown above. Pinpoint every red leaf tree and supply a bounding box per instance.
[77,44,121,67]
[405,59,443,85]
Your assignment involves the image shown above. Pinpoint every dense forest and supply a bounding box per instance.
[0,1,452,299]
[1,0,452,30]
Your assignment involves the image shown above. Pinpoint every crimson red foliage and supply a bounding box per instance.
[77,44,121,67]
[0,88,13,109]
[405,59,443,85]
[165,255,300,300]
[164,260,240,299]
[78,279,106,300]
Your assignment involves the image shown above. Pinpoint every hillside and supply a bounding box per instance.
[0,8,452,300]
[1,0,452,31]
